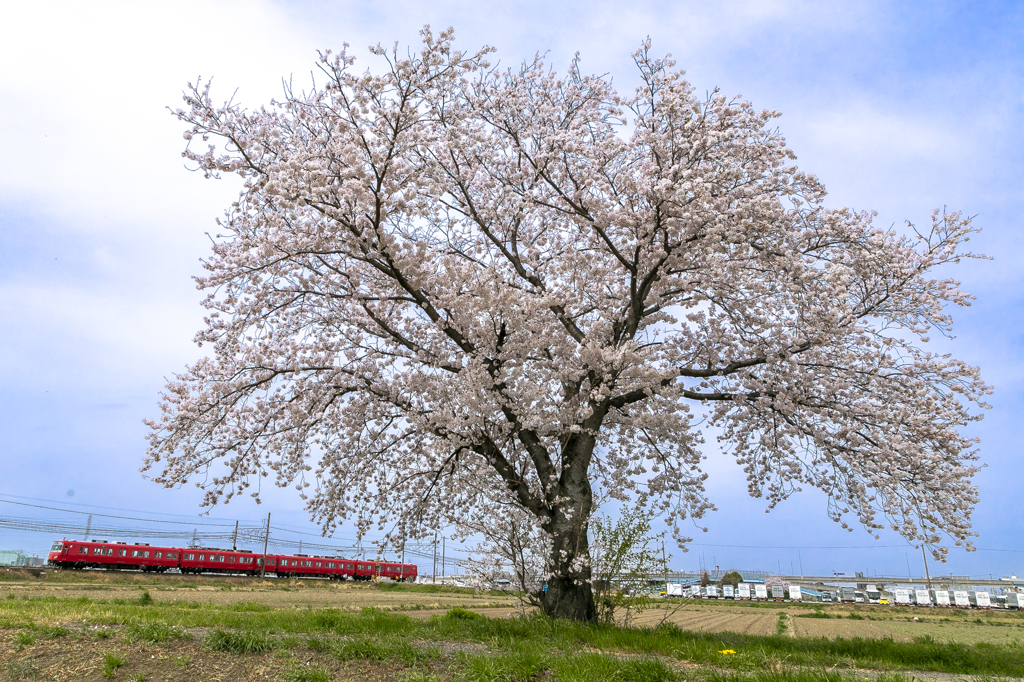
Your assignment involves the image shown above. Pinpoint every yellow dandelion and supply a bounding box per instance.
[718,649,737,655]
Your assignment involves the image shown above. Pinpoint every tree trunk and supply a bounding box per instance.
[540,435,597,621]
[542,572,596,621]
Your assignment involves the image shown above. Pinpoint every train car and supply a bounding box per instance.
[276,555,354,579]
[47,540,179,572]
[179,548,263,575]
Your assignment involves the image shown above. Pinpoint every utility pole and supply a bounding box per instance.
[232,521,239,551]
[261,513,271,579]
[298,540,303,555]
[83,514,92,540]
[432,532,437,584]
[799,551,804,578]
[442,535,446,581]
[921,545,933,590]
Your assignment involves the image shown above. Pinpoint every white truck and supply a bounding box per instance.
[706,585,720,599]
[893,588,912,605]
[788,585,802,602]
[914,589,932,606]
[968,591,991,609]
[722,584,734,599]
[1005,592,1024,610]
[771,584,785,600]
[754,584,768,600]
[666,583,684,597]
[931,589,951,606]
[736,583,751,600]
[953,590,970,608]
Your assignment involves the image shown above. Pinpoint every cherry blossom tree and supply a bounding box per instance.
[145,28,989,621]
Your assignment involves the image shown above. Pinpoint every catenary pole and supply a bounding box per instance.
[921,545,933,590]
[83,514,92,540]
[432,532,437,584]
[442,536,446,581]
[261,513,271,579]
[232,520,238,551]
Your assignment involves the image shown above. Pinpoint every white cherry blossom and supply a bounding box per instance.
[145,28,989,621]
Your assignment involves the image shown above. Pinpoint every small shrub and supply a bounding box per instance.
[92,628,115,640]
[136,590,154,606]
[847,613,864,620]
[445,607,485,621]
[206,629,276,654]
[102,652,127,679]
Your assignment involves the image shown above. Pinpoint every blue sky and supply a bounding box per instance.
[1,1,1021,579]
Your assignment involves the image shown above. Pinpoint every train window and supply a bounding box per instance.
[303,561,312,567]
[198,555,205,561]
[347,564,353,569]
[186,553,194,560]
[132,550,140,557]
[327,563,334,568]
[168,552,176,559]
[228,556,236,563]
[216,555,224,562]
[155,552,162,559]
[144,551,150,558]
[118,549,127,556]
[79,547,87,554]
[315,562,321,567]
[50,542,63,551]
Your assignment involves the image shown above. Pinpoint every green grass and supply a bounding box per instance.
[123,621,189,644]
[331,635,438,666]
[282,668,334,682]
[2,595,1023,677]
[205,629,277,654]
[101,652,126,679]
[5,660,40,681]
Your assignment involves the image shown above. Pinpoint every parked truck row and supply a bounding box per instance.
[664,581,1021,609]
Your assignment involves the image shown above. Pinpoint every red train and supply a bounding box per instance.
[46,539,417,582]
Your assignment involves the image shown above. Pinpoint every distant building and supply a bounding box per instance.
[0,550,31,567]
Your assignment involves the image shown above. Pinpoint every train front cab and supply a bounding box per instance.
[47,540,179,572]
